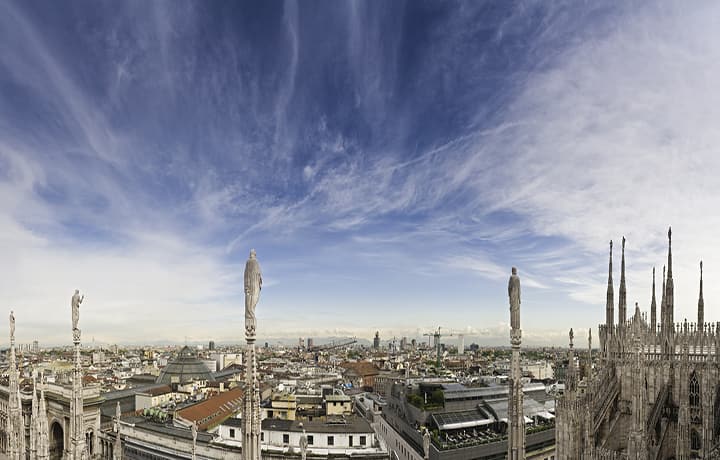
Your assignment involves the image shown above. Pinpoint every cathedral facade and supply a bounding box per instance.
[557,228,720,459]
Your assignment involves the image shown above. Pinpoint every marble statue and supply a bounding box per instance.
[191,421,197,445]
[299,423,308,460]
[508,267,521,330]
[244,249,263,336]
[423,427,431,459]
[9,310,14,338]
[71,289,84,331]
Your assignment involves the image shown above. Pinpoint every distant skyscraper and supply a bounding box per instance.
[373,331,380,350]
[307,338,314,349]
[32,340,39,353]
[208,340,216,351]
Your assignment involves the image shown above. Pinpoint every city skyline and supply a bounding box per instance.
[2,1,720,345]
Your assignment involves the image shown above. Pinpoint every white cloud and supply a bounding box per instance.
[473,2,720,324]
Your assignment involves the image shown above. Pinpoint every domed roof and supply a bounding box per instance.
[156,346,215,385]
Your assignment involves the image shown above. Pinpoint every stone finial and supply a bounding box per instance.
[667,227,673,277]
[698,260,705,326]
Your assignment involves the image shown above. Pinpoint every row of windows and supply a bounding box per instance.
[228,428,366,447]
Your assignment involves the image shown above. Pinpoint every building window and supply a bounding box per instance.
[283,434,289,444]
[691,429,701,450]
[349,435,353,446]
[690,373,700,407]
[261,432,264,441]
[360,436,366,446]
[328,435,334,446]
[229,428,235,438]
[307,435,314,445]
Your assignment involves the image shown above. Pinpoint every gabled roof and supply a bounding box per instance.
[175,387,244,431]
[339,362,379,377]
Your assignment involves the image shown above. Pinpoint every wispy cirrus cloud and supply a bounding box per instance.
[1,1,719,346]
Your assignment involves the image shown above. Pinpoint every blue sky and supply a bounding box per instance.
[1,1,720,346]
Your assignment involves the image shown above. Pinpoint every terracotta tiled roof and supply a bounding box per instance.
[176,387,244,431]
[339,361,380,377]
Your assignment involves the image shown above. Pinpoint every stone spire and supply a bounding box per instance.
[660,265,667,332]
[627,331,647,458]
[8,310,25,460]
[698,261,704,327]
[650,267,657,330]
[113,401,123,460]
[31,375,39,459]
[507,267,525,460]
[665,228,674,330]
[605,240,614,330]
[566,329,576,393]
[242,250,263,460]
[586,329,592,379]
[618,237,627,326]
[37,384,50,460]
[70,291,87,459]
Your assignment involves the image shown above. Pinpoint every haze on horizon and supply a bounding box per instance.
[2,1,720,347]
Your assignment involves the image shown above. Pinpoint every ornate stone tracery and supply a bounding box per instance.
[557,228,720,459]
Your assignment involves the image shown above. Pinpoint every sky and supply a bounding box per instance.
[1,1,720,347]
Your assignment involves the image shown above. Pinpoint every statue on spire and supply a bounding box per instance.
[508,267,521,330]
[71,289,84,332]
[244,249,263,338]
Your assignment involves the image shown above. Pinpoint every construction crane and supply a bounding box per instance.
[423,327,452,368]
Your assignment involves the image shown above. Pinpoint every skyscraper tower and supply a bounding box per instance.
[242,250,263,460]
[507,267,525,460]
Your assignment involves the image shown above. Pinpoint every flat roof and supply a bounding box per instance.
[259,416,374,434]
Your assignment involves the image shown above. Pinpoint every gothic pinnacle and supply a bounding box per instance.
[698,260,704,326]
[651,267,657,329]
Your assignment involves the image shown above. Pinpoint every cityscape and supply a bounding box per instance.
[2,1,720,460]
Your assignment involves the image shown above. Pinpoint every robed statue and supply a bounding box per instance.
[508,267,521,330]
[299,424,308,460]
[423,427,431,459]
[244,249,263,337]
[9,310,15,338]
[71,289,84,332]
